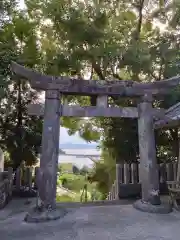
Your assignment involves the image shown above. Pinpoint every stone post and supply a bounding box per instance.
[0,148,4,172]
[34,167,40,190]
[24,167,32,189]
[115,164,120,199]
[133,94,172,213]
[25,90,67,222]
[7,167,13,200]
[15,167,22,191]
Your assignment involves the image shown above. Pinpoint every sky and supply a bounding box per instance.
[60,127,88,145]
[18,0,24,8]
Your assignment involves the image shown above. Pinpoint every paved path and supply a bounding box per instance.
[1,199,180,239]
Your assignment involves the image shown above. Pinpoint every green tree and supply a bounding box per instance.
[80,165,89,176]
[72,165,80,174]
[88,149,116,196]
[0,4,43,169]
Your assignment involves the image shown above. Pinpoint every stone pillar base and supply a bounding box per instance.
[133,199,172,214]
[24,206,68,223]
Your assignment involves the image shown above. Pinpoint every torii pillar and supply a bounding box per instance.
[133,94,172,213]
[25,90,67,222]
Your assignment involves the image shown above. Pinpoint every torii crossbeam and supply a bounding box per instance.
[11,61,180,96]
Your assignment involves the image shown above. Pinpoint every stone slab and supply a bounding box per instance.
[1,201,180,239]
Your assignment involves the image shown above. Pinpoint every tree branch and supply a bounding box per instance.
[134,0,145,40]
[89,64,93,80]
[110,66,123,80]
[92,60,105,80]
[158,57,165,81]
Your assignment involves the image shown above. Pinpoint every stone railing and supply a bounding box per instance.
[0,166,40,208]
[106,162,178,200]
[13,166,40,191]
[106,180,119,200]
[0,168,13,209]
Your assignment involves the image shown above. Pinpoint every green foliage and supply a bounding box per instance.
[59,173,87,192]
[59,172,97,195]
[79,165,89,176]
[0,2,42,169]
[88,149,116,195]
[72,165,80,174]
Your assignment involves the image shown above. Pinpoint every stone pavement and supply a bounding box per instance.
[1,200,180,240]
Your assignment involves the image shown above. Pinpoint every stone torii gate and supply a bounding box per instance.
[11,62,178,222]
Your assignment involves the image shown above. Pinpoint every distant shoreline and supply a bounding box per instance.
[58,146,100,168]
[59,143,99,150]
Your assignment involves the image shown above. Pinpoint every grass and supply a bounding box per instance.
[56,194,74,202]
[57,173,102,202]
[59,173,86,192]
[56,193,84,202]
[59,173,97,193]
